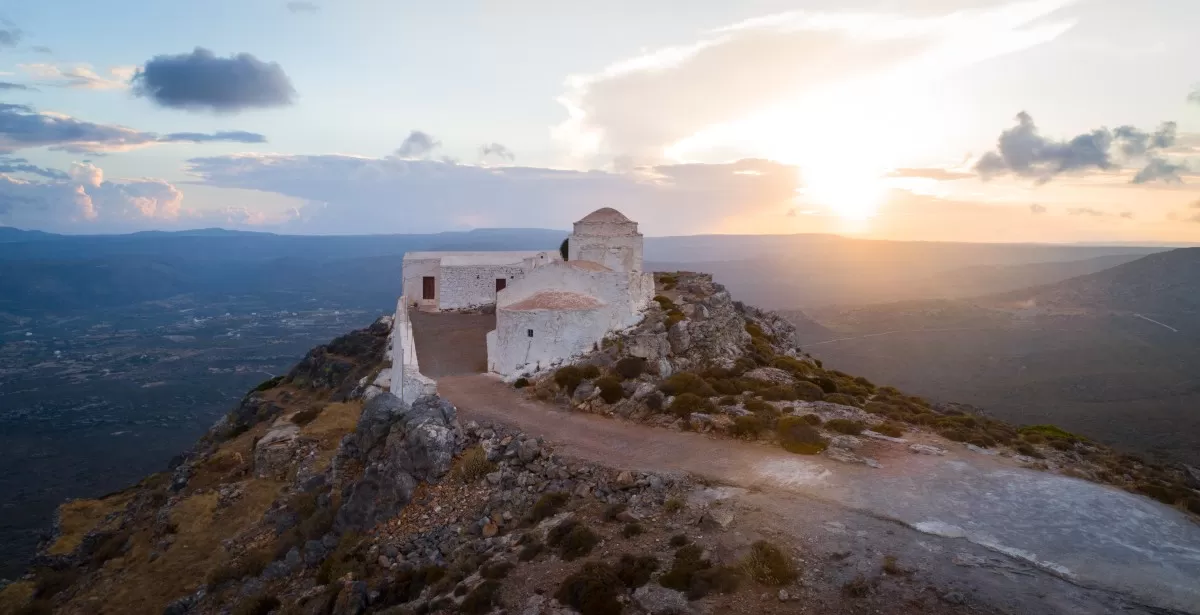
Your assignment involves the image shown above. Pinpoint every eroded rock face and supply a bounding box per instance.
[254,424,302,480]
[335,393,462,533]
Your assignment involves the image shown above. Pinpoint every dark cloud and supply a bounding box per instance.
[162,131,267,144]
[1029,203,1046,214]
[0,102,268,153]
[285,1,320,12]
[887,167,973,181]
[1066,207,1105,217]
[0,82,33,91]
[0,28,21,48]
[132,48,296,113]
[185,154,799,234]
[976,112,1184,185]
[0,156,68,179]
[480,142,515,162]
[395,131,440,159]
[31,45,52,54]
[1132,157,1186,184]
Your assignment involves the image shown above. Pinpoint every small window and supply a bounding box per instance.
[527,329,534,338]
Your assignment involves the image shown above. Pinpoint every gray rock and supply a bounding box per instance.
[827,435,862,450]
[518,439,541,464]
[253,424,301,480]
[573,381,596,403]
[778,589,790,601]
[908,443,946,456]
[633,584,690,614]
[667,322,692,354]
[699,507,735,531]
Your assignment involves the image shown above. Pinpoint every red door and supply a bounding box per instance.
[422,276,435,300]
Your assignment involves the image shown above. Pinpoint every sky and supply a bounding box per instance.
[1,0,1199,243]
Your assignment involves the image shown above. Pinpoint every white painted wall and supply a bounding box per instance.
[389,297,437,402]
[488,304,608,377]
[439,264,527,310]
[401,257,440,309]
[569,222,643,273]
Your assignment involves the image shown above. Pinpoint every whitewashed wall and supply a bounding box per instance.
[569,232,643,273]
[389,297,437,402]
[439,264,527,310]
[498,262,646,331]
[401,258,440,309]
[487,305,608,377]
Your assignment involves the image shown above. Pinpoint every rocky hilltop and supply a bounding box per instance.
[1,272,1198,615]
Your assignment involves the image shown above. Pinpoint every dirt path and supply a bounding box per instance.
[439,373,1200,614]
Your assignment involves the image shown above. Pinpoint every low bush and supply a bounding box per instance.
[842,574,872,597]
[602,502,627,522]
[547,519,600,561]
[527,492,569,524]
[873,422,904,438]
[291,404,324,426]
[824,418,865,435]
[669,393,714,418]
[660,372,716,398]
[653,295,675,309]
[481,561,515,580]
[717,395,738,406]
[595,376,625,404]
[1019,424,1084,442]
[555,366,587,395]
[206,548,273,590]
[644,392,664,411]
[740,540,797,586]
[823,393,861,407]
[518,541,544,562]
[777,416,828,455]
[622,522,644,538]
[232,594,281,615]
[664,497,685,514]
[660,545,741,600]
[731,415,767,439]
[556,562,624,615]
[1014,443,1045,459]
[452,446,496,484]
[460,580,501,615]
[616,554,659,588]
[513,377,530,389]
[793,381,825,401]
[799,413,822,426]
[743,397,772,413]
[666,310,686,327]
[614,357,646,380]
[760,385,798,401]
[770,355,809,376]
[808,375,838,394]
[669,533,690,547]
[745,322,769,340]
[882,555,904,575]
[377,565,446,605]
[253,376,284,392]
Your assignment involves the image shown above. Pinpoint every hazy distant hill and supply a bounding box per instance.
[800,248,1200,465]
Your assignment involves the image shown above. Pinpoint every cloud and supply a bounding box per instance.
[1119,211,1133,219]
[480,142,515,162]
[0,156,68,179]
[976,112,1185,184]
[1190,88,1200,106]
[132,48,296,113]
[0,102,268,153]
[31,45,51,54]
[0,164,184,229]
[0,82,33,91]
[161,131,267,144]
[0,28,20,48]
[1066,207,1104,217]
[887,167,973,181]
[184,154,799,234]
[554,1,1077,163]
[1030,203,1046,214]
[20,63,135,90]
[395,131,440,159]
[285,1,319,12]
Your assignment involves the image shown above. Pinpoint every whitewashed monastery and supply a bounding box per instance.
[397,208,653,380]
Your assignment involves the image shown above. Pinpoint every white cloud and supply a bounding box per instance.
[20,63,136,90]
[0,163,186,231]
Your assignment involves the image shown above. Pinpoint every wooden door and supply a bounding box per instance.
[422,276,435,300]
[495,278,507,292]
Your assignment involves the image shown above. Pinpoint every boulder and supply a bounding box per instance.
[254,424,302,480]
[667,322,692,354]
[744,367,793,386]
[908,444,947,456]
[626,333,671,362]
[633,584,690,614]
[699,507,735,531]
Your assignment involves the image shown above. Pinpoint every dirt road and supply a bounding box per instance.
[439,373,1200,614]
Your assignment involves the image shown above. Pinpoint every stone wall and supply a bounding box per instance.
[569,231,643,273]
[439,264,527,310]
[400,257,440,309]
[389,297,437,403]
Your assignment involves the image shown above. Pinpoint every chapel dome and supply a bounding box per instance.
[577,207,632,224]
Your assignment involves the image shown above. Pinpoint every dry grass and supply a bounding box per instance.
[451,446,496,484]
[47,491,134,556]
[0,580,34,613]
[298,400,362,474]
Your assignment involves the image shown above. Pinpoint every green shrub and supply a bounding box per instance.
[809,376,838,394]
[793,381,824,401]
[602,502,627,522]
[660,545,741,600]
[669,534,690,547]
[718,395,738,406]
[513,377,530,389]
[873,422,904,438]
[664,497,684,514]
[799,413,822,426]
[731,415,767,439]
[527,492,569,524]
[666,310,686,327]
[452,446,496,483]
[616,554,659,588]
[740,397,768,413]
[481,561,515,580]
[853,376,875,390]
[1019,424,1084,442]
[547,519,600,561]
[653,295,675,309]
[460,580,501,615]
[745,322,769,340]
[760,385,798,401]
[644,392,664,411]
[595,376,625,404]
[206,548,273,590]
[291,405,323,426]
[622,522,644,538]
[555,366,587,395]
[842,574,872,597]
[614,357,646,380]
[770,355,809,376]
[660,372,716,398]
[560,237,570,260]
[232,594,281,615]
[740,541,797,586]
[777,416,828,455]
[378,565,446,605]
[518,542,544,562]
[824,418,865,435]
[555,562,624,615]
[1014,443,1045,459]
[823,393,860,407]
[669,393,714,418]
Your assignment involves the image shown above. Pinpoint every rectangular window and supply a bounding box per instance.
[527,329,534,338]
[422,276,435,300]
[496,278,507,292]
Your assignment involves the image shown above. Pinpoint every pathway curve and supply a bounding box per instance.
[439,373,1200,614]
